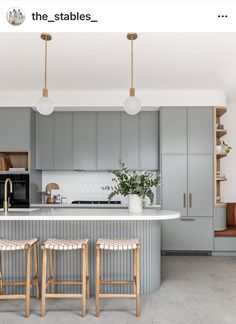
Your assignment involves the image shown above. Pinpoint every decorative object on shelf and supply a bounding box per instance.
[44,183,60,204]
[221,141,232,154]
[36,33,54,115]
[217,124,224,130]
[102,160,160,213]
[124,33,142,115]
[0,153,12,171]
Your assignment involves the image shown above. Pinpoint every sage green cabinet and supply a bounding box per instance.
[97,112,121,170]
[36,114,54,170]
[188,155,213,217]
[161,217,213,251]
[121,113,140,170]
[36,111,159,171]
[0,108,31,150]
[140,112,159,170]
[161,107,213,155]
[188,107,213,154]
[54,113,73,170]
[162,155,188,217]
[73,112,97,170]
[36,112,73,170]
[161,107,187,154]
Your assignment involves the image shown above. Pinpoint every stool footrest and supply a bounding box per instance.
[0,294,26,300]
[99,293,137,299]
[45,293,82,299]
[54,280,83,285]
[101,280,134,285]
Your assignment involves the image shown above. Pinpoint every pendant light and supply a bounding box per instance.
[36,33,54,115]
[124,33,141,115]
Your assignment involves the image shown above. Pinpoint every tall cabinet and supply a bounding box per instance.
[161,107,214,251]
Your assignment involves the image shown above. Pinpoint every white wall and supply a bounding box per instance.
[221,105,236,202]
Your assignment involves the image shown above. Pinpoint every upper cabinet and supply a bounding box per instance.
[54,113,73,170]
[121,113,140,170]
[161,107,187,155]
[36,112,73,170]
[36,111,159,171]
[73,112,97,170]
[97,112,121,170]
[0,108,31,150]
[187,107,213,154]
[161,107,213,155]
[140,112,159,170]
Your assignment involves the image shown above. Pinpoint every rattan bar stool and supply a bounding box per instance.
[0,238,39,318]
[96,238,141,317]
[41,238,90,318]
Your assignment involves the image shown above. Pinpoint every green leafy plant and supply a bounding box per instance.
[221,141,232,154]
[102,160,160,205]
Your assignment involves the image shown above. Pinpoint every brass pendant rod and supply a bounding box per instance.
[131,38,134,89]
[44,39,48,90]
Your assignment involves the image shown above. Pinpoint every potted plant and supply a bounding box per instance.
[102,160,160,213]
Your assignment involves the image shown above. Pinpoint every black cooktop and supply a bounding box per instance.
[72,200,121,205]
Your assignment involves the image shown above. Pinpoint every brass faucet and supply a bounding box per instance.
[3,178,13,213]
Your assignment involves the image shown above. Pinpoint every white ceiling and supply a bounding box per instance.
[1,33,236,103]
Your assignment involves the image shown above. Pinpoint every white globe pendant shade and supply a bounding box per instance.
[36,96,54,115]
[124,96,142,115]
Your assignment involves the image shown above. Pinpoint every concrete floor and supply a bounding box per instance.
[0,256,236,324]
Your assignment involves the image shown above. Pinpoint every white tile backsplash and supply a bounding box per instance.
[42,171,157,205]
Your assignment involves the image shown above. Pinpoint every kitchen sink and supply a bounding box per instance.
[0,208,39,212]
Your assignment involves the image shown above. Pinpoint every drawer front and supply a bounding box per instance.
[215,238,236,251]
[161,217,213,251]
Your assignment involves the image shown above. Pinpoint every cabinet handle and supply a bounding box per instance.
[180,217,195,221]
[189,193,192,208]
[183,193,187,208]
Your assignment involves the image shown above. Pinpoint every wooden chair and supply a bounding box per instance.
[41,238,90,318]
[0,238,39,318]
[96,238,141,317]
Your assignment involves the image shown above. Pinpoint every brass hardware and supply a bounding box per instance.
[40,33,52,96]
[180,218,195,222]
[41,33,52,41]
[127,33,138,41]
[3,178,13,213]
[126,33,138,94]
[189,193,192,208]
[183,193,187,208]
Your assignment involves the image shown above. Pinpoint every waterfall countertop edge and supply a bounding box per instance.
[0,208,180,221]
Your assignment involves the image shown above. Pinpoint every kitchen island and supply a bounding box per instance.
[0,208,180,295]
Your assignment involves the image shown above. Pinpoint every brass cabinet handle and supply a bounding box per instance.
[183,193,187,208]
[189,193,192,208]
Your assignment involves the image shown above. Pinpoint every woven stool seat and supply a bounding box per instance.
[0,238,38,251]
[97,238,139,250]
[42,238,89,250]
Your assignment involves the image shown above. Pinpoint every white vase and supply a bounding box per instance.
[128,194,143,213]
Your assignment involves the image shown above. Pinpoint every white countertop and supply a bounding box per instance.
[0,208,180,221]
[31,203,162,209]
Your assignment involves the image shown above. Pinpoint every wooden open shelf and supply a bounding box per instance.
[216,129,227,138]
[214,107,228,205]
[216,153,227,158]
[0,151,29,172]
[216,177,227,182]
[215,106,227,118]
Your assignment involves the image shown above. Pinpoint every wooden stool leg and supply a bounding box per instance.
[82,245,87,317]
[41,248,47,318]
[49,250,55,294]
[136,245,141,318]
[25,244,31,318]
[34,243,40,300]
[86,244,90,299]
[96,245,101,317]
[133,249,137,294]
[0,252,3,295]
